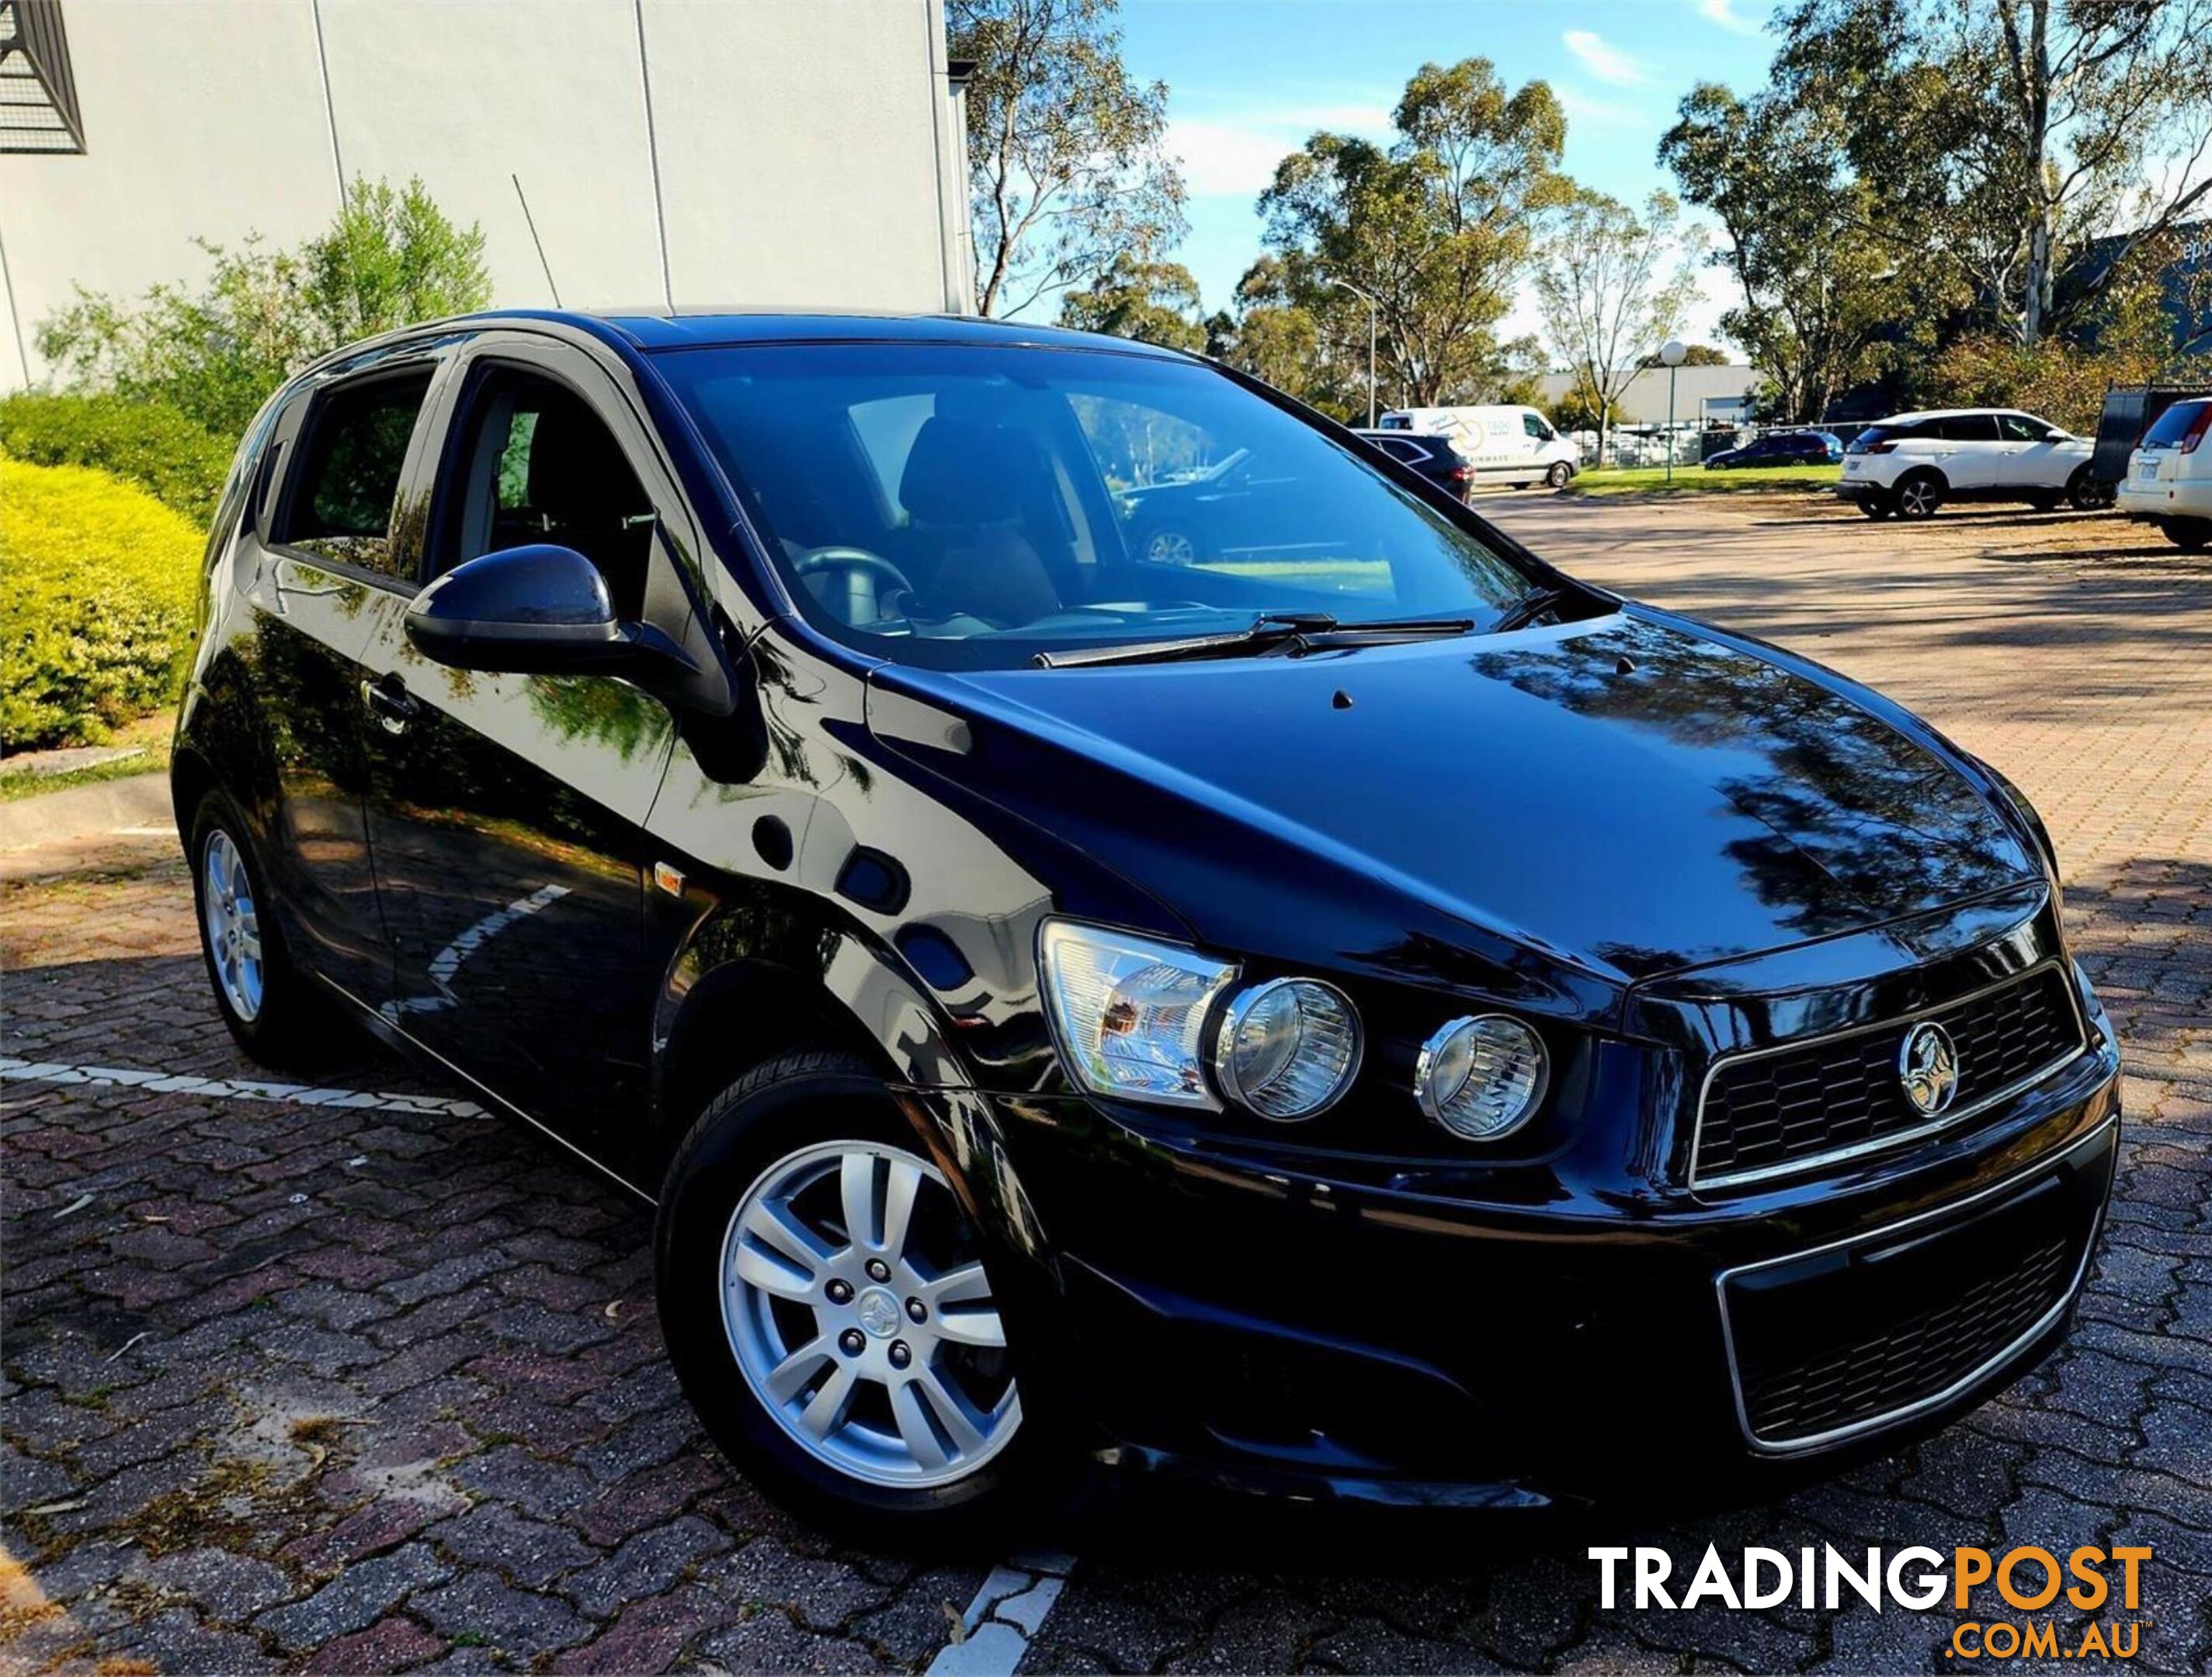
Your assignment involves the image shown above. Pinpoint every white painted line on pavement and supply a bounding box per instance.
[0,1057,487,1119]
[928,1553,1077,1677]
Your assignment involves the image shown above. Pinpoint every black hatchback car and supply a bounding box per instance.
[177,310,2120,1536]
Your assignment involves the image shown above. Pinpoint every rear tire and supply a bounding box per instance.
[2165,518,2210,553]
[1894,472,1944,519]
[655,1050,1052,1543]
[188,792,341,1070]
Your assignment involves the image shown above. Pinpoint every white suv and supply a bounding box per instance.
[2115,396,2212,550]
[1837,408,2097,519]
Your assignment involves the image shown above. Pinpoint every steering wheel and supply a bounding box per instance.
[793,547,918,625]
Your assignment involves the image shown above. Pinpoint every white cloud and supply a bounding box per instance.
[1562,30,1648,87]
[1169,103,1398,199]
[1696,0,1765,36]
[1555,88,1639,129]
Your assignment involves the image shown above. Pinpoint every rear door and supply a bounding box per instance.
[235,358,443,999]
[352,337,692,1168]
[1933,413,2002,488]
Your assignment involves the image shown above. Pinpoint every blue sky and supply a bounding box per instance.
[1106,0,1783,349]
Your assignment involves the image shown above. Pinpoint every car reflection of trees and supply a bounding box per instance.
[1467,616,2024,944]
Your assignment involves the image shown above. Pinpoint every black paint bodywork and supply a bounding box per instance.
[175,310,2122,1510]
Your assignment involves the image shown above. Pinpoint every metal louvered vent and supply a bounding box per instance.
[1,0,84,155]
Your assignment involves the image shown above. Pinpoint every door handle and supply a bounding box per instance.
[361,676,420,735]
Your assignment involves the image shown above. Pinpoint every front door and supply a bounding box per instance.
[354,347,683,1169]
[1995,412,2062,488]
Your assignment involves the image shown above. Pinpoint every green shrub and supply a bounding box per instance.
[37,175,490,442]
[0,457,203,752]
[0,392,231,525]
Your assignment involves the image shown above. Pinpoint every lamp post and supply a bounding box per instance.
[1331,277,1380,428]
[1659,339,1687,484]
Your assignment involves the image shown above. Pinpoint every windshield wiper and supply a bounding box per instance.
[1488,585,1565,634]
[1033,612,1474,668]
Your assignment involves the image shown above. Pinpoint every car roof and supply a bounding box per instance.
[451,306,1194,359]
[1873,408,2033,423]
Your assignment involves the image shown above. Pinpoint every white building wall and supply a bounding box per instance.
[1535,364,1762,426]
[0,0,969,391]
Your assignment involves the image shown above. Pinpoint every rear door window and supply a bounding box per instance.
[1935,414,1999,443]
[279,370,436,577]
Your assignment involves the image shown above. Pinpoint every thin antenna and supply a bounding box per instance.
[512,174,562,307]
[634,0,675,312]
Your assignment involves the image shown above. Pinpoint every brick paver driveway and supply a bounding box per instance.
[5,491,2208,1673]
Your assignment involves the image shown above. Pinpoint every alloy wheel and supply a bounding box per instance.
[719,1139,1019,1488]
[1547,461,1571,489]
[1145,528,1198,565]
[1897,478,1940,518]
[201,828,264,1022]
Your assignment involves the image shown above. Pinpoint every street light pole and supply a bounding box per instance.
[1660,338,1687,484]
[1330,278,1380,427]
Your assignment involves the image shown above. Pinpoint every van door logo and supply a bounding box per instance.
[1899,1021,1960,1116]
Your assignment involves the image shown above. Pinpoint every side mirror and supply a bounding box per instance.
[2045,428,2069,442]
[406,544,644,675]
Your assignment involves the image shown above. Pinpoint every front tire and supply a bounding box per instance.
[1894,471,1944,519]
[1545,460,1574,490]
[1140,524,1203,566]
[656,1050,1044,1541]
[188,793,337,1068]
[2067,467,2110,512]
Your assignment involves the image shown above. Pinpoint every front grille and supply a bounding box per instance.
[1693,965,2082,1187]
[1736,1235,2073,1443]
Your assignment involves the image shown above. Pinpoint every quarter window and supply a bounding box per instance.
[280,371,434,575]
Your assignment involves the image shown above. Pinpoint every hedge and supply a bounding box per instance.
[1,457,203,752]
[0,391,231,526]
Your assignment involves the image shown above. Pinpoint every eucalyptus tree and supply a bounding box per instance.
[1256,59,1569,408]
[1533,189,1703,464]
[948,0,1187,318]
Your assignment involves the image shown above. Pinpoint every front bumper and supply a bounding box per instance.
[936,1005,2121,1509]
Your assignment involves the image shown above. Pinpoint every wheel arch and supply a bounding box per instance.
[655,957,898,1153]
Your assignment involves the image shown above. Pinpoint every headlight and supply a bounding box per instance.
[1038,921,1236,1108]
[1415,1014,1548,1141]
[1212,977,1362,1120]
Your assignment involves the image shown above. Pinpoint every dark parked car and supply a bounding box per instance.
[1703,430,1842,469]
[1354,429,1475,500]
[178,310,2120,1537]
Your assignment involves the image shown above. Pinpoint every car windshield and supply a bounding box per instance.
[655,342,1537,669]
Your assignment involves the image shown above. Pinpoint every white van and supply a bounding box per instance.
[1377,405,1582,488]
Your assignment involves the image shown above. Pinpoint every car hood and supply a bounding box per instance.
[867,608,2037,989]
